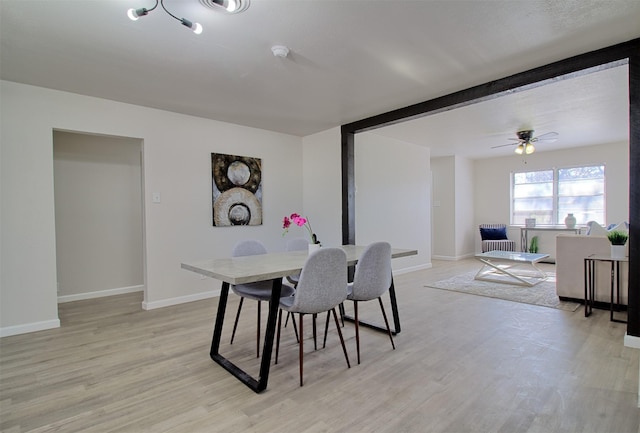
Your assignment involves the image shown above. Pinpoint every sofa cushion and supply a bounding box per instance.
[480,227,507,241]
[586,221,609,236]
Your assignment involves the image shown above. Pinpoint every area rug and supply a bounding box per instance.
[425,271,581,311]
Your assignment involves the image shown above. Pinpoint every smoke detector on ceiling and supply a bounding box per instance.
[271,45,290,58]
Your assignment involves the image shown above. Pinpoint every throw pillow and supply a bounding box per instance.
[480,227,508,240]
[608,222,629,234]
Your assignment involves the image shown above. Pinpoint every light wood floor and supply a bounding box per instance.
[1,259,638,432]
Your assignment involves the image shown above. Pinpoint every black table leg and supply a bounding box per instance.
[610,261,615,322]
[258,278,282,390]
[611,260,627,324]
[209,279,282,393]
[342,276,401,335]
[584,258,593,317]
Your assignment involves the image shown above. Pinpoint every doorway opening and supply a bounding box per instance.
[53,130,145,313]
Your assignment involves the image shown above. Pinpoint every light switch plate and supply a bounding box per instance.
[152,192,161,203]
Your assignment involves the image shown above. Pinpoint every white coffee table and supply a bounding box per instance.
[474,250,549,287]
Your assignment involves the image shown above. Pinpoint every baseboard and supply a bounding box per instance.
[433,253,475,261]
[57,285,144,303]
[142,289,220,310]
[623,334,640,408]
[393,263,432,275]
[624,334,640,349]
[0,319,60,338]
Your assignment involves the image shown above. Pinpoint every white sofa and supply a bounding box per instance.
[555,234,628,305]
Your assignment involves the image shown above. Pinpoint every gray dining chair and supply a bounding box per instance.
[285,237,309,286]
[343,241,395,364]
[229,239,295,358]
[274,247,351,386]
[283,237,309,340]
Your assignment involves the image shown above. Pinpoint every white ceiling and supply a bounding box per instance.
[1,0,638,159]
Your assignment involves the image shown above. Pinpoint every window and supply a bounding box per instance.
[512,165,605,226]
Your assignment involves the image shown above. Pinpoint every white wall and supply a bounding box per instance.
[455,156,475,257]
[0,80,304,336]
[354,132,431,271]
[431,157,455,258]
[431,155,475,260]
[53,131,144,300]
[301,128,343,248]
[474,141,629,255]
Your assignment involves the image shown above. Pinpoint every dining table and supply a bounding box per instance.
[181,244,417,393]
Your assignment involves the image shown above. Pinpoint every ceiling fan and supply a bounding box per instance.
[492,129,559,155]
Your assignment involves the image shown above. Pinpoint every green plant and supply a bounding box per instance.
[607,230,628,245]
[529,235,539,253]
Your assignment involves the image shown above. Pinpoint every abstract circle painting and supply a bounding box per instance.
[211,153,262,226]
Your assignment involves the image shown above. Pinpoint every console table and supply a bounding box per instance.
[584,254,628,323]
[519,226,582,252]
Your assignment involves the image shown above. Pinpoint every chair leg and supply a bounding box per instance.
[378,297,395,350]
[354,300,361,364]
[230,297,244,344]
[338,303,345,326]
[332,308,351,369]
[322,310,330,349]
[299,313,304,386]
[290,313,299,342]
[256,301,261,358]
[313,313,318,351]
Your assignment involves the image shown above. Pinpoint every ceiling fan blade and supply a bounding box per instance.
[532,131,559,142]
[491,142,518,149]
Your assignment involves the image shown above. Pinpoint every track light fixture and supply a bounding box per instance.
[127,0,203,34]
[198,0,250,14]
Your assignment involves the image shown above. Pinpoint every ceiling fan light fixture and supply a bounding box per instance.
[514,144,525,155]
[494,129,557,155]
[525,142,535,154]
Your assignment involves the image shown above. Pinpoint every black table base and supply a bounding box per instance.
[209,279,282,393]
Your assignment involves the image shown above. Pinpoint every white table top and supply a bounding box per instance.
[181,245,418,285]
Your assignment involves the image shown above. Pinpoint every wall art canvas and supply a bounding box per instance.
[211,153,262,226]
